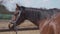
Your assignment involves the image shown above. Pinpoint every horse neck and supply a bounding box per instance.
[40,13,59,34]
[49,13,60,34]
[40,13,57,32]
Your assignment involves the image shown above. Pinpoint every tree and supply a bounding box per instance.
[0,5,13,14]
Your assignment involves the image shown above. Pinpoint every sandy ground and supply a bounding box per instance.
[0,20,40,34]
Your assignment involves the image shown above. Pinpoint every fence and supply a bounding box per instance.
[0,14,12,20]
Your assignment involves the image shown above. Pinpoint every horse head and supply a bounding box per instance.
[8,4,25,30]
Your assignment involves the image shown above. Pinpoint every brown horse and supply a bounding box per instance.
[9,4,60,31]
[39,13,60,34]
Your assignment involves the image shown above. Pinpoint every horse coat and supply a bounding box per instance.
[9,6,60,30]
[14,7,60,26]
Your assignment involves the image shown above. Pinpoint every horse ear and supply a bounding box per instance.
[16,4,20,8]
[16,4,25,10]
[16,4,20,10]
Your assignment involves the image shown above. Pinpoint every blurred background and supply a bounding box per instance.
[0,0,60,34]
[0,0,60,20]
[0,5,12,20]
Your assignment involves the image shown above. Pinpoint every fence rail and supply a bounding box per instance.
[0,26,39,32]
[0,20,39,32]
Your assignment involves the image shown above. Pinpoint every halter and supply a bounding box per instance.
[9,6,24,34]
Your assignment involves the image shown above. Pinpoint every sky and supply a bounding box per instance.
[0,0,60,12]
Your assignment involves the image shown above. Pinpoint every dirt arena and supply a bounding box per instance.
[0,20,40,34]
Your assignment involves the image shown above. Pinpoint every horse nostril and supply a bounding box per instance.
[8,23,14,29]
